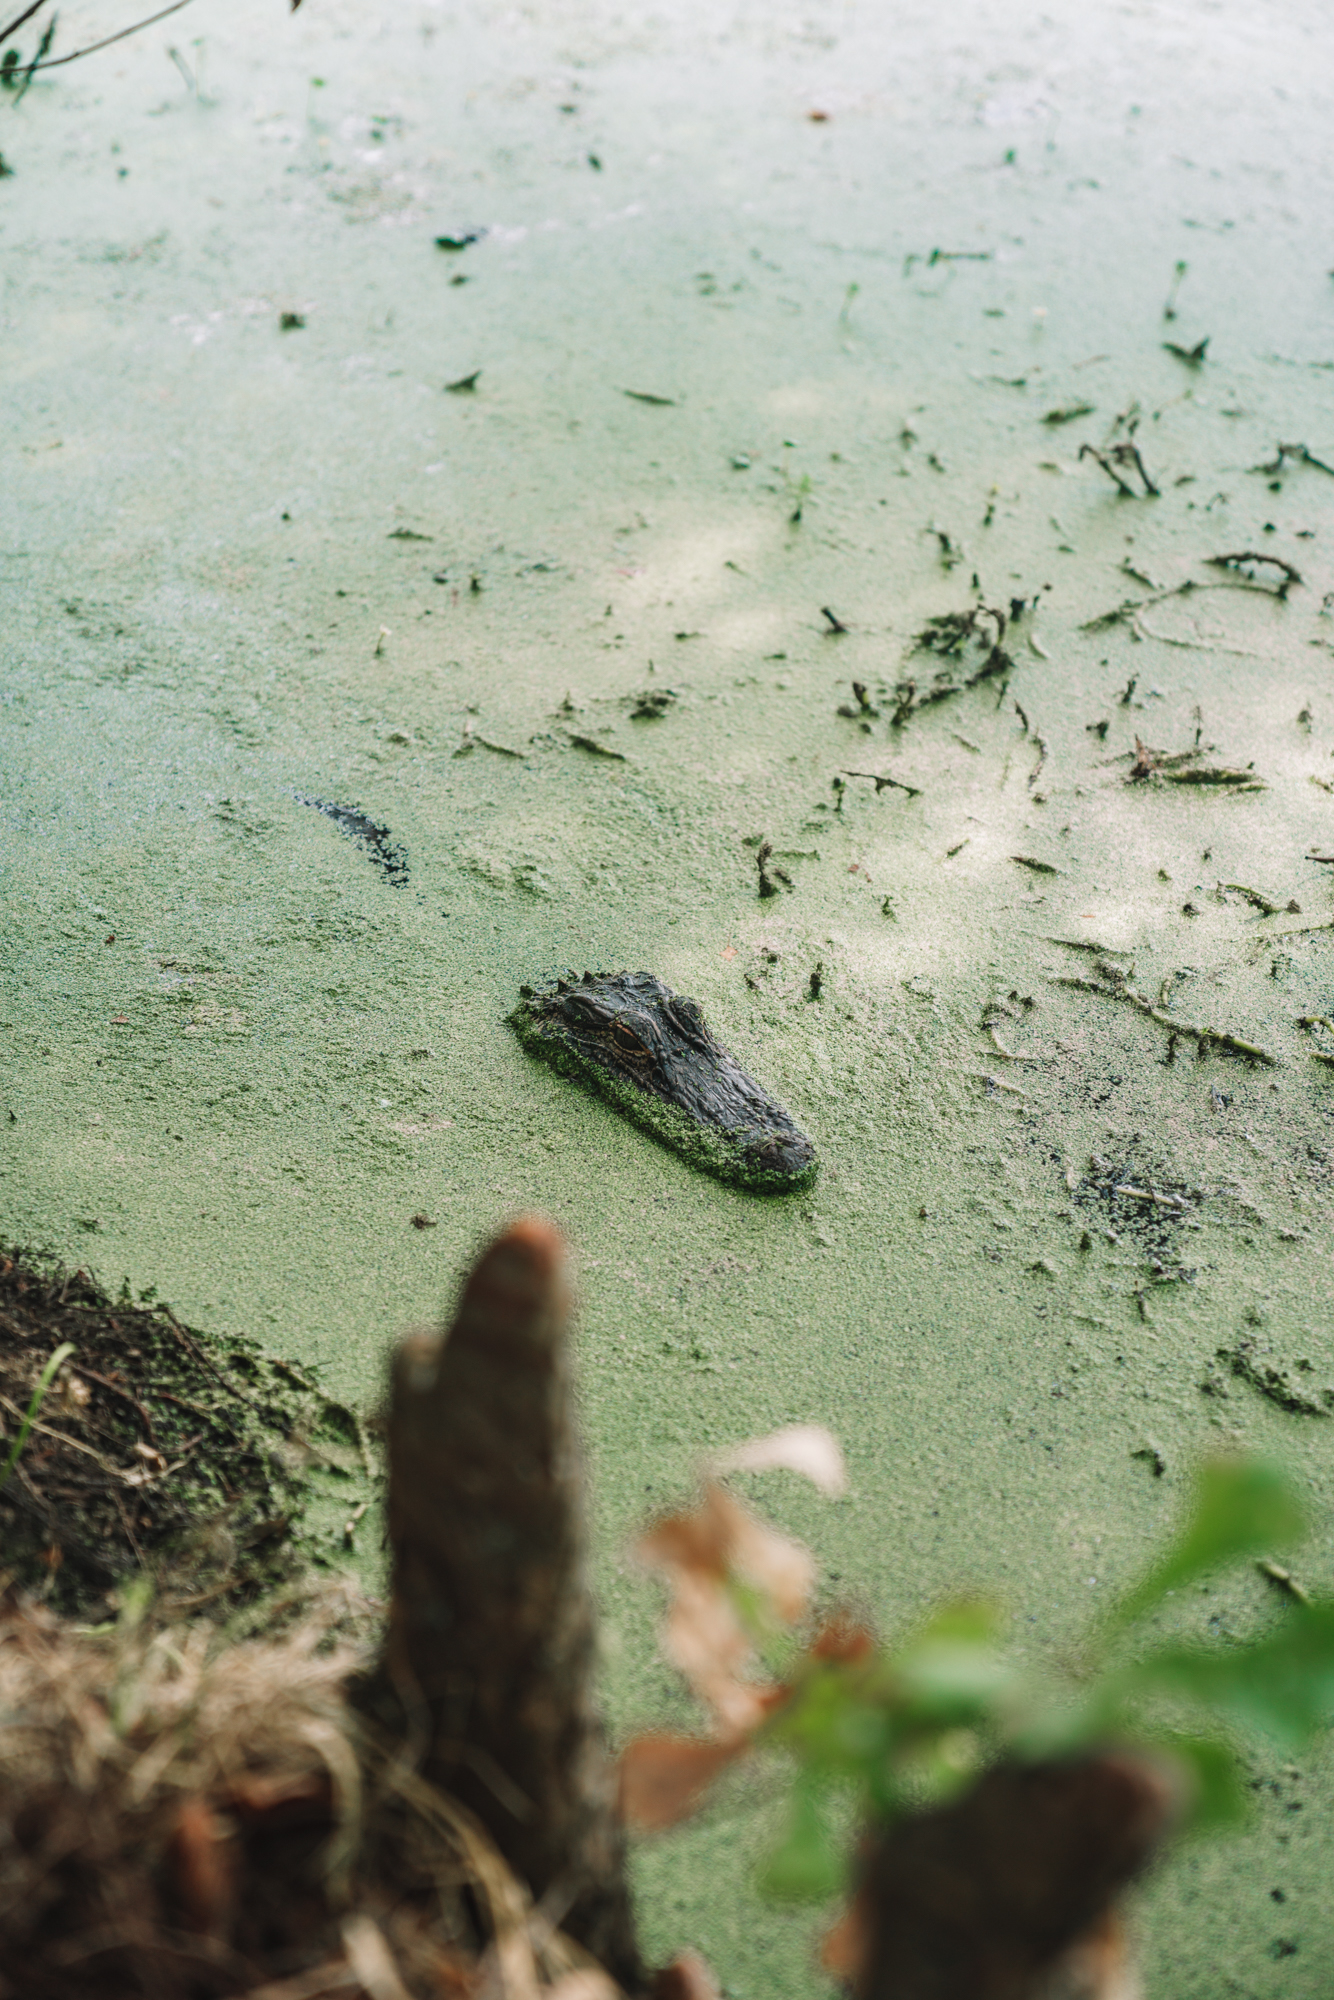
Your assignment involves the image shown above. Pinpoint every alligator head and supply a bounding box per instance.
[510,970,817,1192]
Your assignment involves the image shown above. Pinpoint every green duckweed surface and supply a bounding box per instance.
[4,2,1334,1990]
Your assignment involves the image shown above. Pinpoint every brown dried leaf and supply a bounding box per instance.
[810,1613,877,1665]
[618,1732,748,1831]
[638,1484,812,1728]
[660,1566,763,1732]
[712,1484,815,1624]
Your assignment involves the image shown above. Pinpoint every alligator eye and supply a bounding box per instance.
[611,1019,651,1057]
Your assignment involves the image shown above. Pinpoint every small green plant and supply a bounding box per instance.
[784,470,812,525]
[0,1341,75,1496]
[621,1436,1334,1909]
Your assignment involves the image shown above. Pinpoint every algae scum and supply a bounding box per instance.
[4,0,1334,1991]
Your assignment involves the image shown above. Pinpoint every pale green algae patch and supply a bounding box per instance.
[4,0,1334,1993]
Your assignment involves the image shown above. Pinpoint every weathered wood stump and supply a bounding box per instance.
[854,1751,1177,2000]
[360,1218,641,1992]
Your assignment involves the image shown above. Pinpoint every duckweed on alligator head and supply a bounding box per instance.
[509,971,818,1194]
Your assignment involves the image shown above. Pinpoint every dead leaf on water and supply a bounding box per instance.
[709,1423,846,1496]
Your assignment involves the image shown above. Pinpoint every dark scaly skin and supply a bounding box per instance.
[509,971,817,1192]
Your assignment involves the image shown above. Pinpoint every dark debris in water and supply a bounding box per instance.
[1075,1153,1203,1262]
[1217,1338,1334,1418]
[629,687,678,720]
[298,796,409,886]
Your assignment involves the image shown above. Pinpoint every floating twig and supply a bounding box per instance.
[1113,1185,1189,1210]
[1042,402,1095,426]
[7,0,51,96]
[1132,622,1260,659]
[1162,337,1209,366]
[17,0,196,75]
[755,841,791,900]
[1219,883,1298,918]
[980,1072,1028,1099]
[843,769,921,799]
[1252,441,1334,479]
[1126,738,1263,789]
[1205,550,1303,598]
[567,733,625,760]
[1258,1559,1311,1608]
[1163,259,1187,321]
[1051,972,1276,1065]
[1038,936,1133,957]
[0,2,50,47]
[1086,564,1312,633]
[892,606,1013,724]
[1298,1015,1334,1069]
[1079,441,1159,498]
[915,603,1006,656]
[987,1028,1035,1063]
[1159,766,1264,789]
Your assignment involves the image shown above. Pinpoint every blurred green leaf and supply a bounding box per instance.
[1110,1459,1305,1632]
[757,1774,846,1903]
[1156,1733,1248,1833]
[894,1600,1012,1724]
[772,1662,893,1776]
[1121,1602,1334,1752]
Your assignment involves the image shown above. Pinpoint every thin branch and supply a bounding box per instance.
[842,769,922,799]
[1252,441,1334,479]
[24,0,196,71]
[1078,441,1159,498]
[1051,972,1277,1066]
[1080,574,1293,634]
[0,1,48,49]
[1205,550,1303,598]
[8,6,51,98]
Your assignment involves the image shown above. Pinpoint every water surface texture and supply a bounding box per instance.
[3,2,1334,1990]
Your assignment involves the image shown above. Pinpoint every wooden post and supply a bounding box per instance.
[362,1218,641,1991]
[855,1752,1177,2000]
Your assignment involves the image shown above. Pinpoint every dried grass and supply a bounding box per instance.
[0,1583,620,2000]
